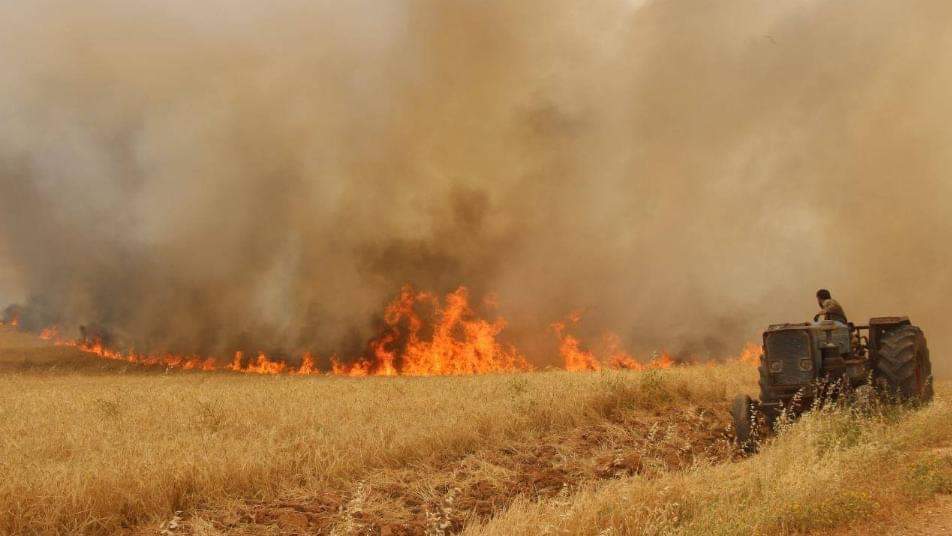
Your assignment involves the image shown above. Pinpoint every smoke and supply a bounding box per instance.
[0,0,950,373]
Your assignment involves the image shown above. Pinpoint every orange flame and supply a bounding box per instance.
[649,351,675,369]
[605,332,644,370]
[551,312,601,371]
[241,352,287,375]
[733,341,762,366]
[294,353,316,376]
[331,286,531,376]
[23,285,529,376]
[553,313,676,372]
[12,286,759,377]
[0,313,18,328]
[331,356,371,377]
[42,330,220,372]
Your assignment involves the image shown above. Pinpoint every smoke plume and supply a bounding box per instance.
[0,0,950,373]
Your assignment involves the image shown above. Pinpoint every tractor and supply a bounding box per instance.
[732,315,934,451]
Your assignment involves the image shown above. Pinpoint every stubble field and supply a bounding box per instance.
[0,326,949,535]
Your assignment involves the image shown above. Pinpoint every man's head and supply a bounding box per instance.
[816,288,832,306]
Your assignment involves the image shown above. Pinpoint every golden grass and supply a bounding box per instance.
[1,326,948,536]
[466,383,952,536]
[0,327,750,535]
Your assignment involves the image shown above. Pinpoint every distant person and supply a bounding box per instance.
[815,289,848,323]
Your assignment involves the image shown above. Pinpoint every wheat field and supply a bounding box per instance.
[0,326,948,535]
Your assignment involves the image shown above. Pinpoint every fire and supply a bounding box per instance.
[36,326,222,372]
[25,285,530,377]
[551,312,601,371]
[401,287,529,375]
[331,356,371,377]
[552,312,676,371]
[733,341,762,366]
[605,332,644,370]
[227,351,287,375]
[295,353,316,375]
[39,334,298,375]
[331,286,531,376]
[10,285,761,377]
[40,327,58,340]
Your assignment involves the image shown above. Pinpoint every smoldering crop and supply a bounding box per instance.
[0,0,949,372]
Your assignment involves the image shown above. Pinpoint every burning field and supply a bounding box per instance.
[2,0,952,533]
[1,324,949,536]
[0,286,775,535]
[3,285,701,379]
[0,323,743,534]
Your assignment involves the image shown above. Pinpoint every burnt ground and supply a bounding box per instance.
[161,403,736,535]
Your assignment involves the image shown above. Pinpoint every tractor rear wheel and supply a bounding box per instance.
[875,325,933,403]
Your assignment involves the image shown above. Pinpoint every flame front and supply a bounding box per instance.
[28,285,532,377]
[9,285,760,376]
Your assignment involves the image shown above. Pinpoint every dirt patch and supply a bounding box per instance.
[178,403,735,535]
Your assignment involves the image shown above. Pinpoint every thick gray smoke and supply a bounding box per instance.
[1,0,950,373]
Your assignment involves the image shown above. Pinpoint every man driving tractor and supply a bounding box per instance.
[732,288,933,452]
[815,288,847,323]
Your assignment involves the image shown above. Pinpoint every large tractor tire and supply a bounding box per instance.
[875,325,933,403]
